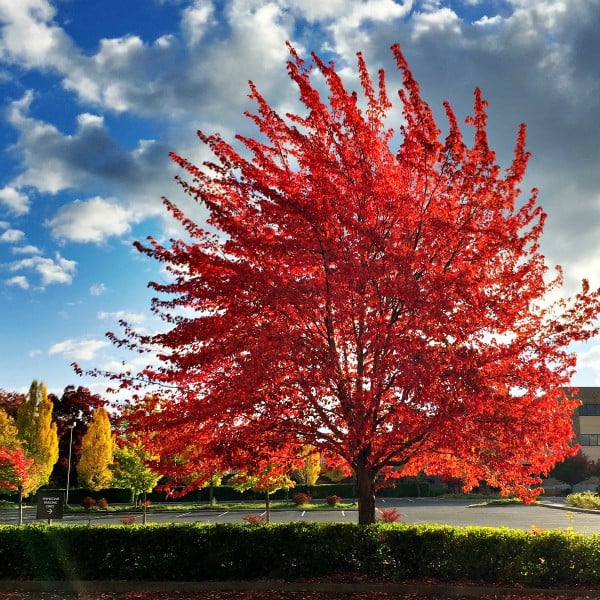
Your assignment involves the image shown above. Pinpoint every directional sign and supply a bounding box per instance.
[36,491,65,520]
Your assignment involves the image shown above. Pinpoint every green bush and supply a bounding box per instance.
[567,491,600,509]
[2,522,600,587]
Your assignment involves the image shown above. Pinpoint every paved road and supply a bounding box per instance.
[2,497,599,533]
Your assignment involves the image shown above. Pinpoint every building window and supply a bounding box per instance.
[580,434,600,446]
[579,405,600,416]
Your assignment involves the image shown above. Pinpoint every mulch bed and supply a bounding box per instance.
[0,591,599,599]
[1,582,600,600]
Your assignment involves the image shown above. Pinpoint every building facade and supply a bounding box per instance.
[571,387,600,461]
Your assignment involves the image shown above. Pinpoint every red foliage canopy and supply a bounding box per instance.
[0,446,34,492]
[98,44,600,523]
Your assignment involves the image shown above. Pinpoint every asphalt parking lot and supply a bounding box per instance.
[2,497,600,533]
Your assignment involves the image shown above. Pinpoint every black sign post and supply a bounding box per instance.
[36,491,65,523]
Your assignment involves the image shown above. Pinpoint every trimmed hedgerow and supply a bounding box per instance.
[2,522,600,587]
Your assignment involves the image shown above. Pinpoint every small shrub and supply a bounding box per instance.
[81,496,96,510]
[97,498,108,509]
[243,514,265,524]
[566,490,600,509]
[120,515,137,525]
[377,507,401,522]
[326,494,342,506]
[292,492,312,506]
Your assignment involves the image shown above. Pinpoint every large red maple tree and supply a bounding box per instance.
[101,44,600,523]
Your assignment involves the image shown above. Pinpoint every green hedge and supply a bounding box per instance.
[2,522,600,587]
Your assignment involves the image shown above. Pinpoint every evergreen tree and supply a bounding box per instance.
[15,381,59,492]
[77,407,114,491]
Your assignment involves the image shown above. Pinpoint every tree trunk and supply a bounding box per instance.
[18,491,23,526]
[265,491,271,523]
[142,491,147,525]
[356,460,376,525]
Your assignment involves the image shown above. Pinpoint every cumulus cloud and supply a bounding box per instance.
[6,274,28,289]
[11,244,41,255]
[48,197,132,243]
[181,0,215,47]
[412,6,462,39]
[48,337,110,360]
[0,185,29,215]
[10,252,77,286]
[0,227,24,243]
[8,95,170,197]
[0,0,75,70]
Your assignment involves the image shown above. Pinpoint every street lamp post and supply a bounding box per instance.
[65,422,76,505]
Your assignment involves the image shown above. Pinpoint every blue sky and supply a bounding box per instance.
[1,0,600,398]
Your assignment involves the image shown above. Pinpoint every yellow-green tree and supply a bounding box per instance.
[230,461,295,523]
[15,381,59,493]
[77,407,114,491]
[0,409,19,450]
[297,445,321,491]
[111,444,160,504]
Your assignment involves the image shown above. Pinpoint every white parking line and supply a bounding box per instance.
[301,511,306,517]
[341,511,345,517]
[218,511,229,518]
[177,512,192,517]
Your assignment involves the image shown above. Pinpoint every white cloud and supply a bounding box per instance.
[6,93,171,226]
[6,275,28,289]
[412,7,462,39]
[575,344,600,384]
[7,91,78,193]
[63,34,181,115]
[181,0,215,47]
[0,185,29,215]
[48,196,132,243]
[11,244,41,255]
[28,349,42,358]
[0,0,74,70]
[48,337,110,360]
[98,310,146,324]
[474,15,503,27]
[8,94,170,195]
[315,0,413,58]
[0,228,24,243]
[285,0,347,21]
[90,283,107,296]
[10,252,77,286]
